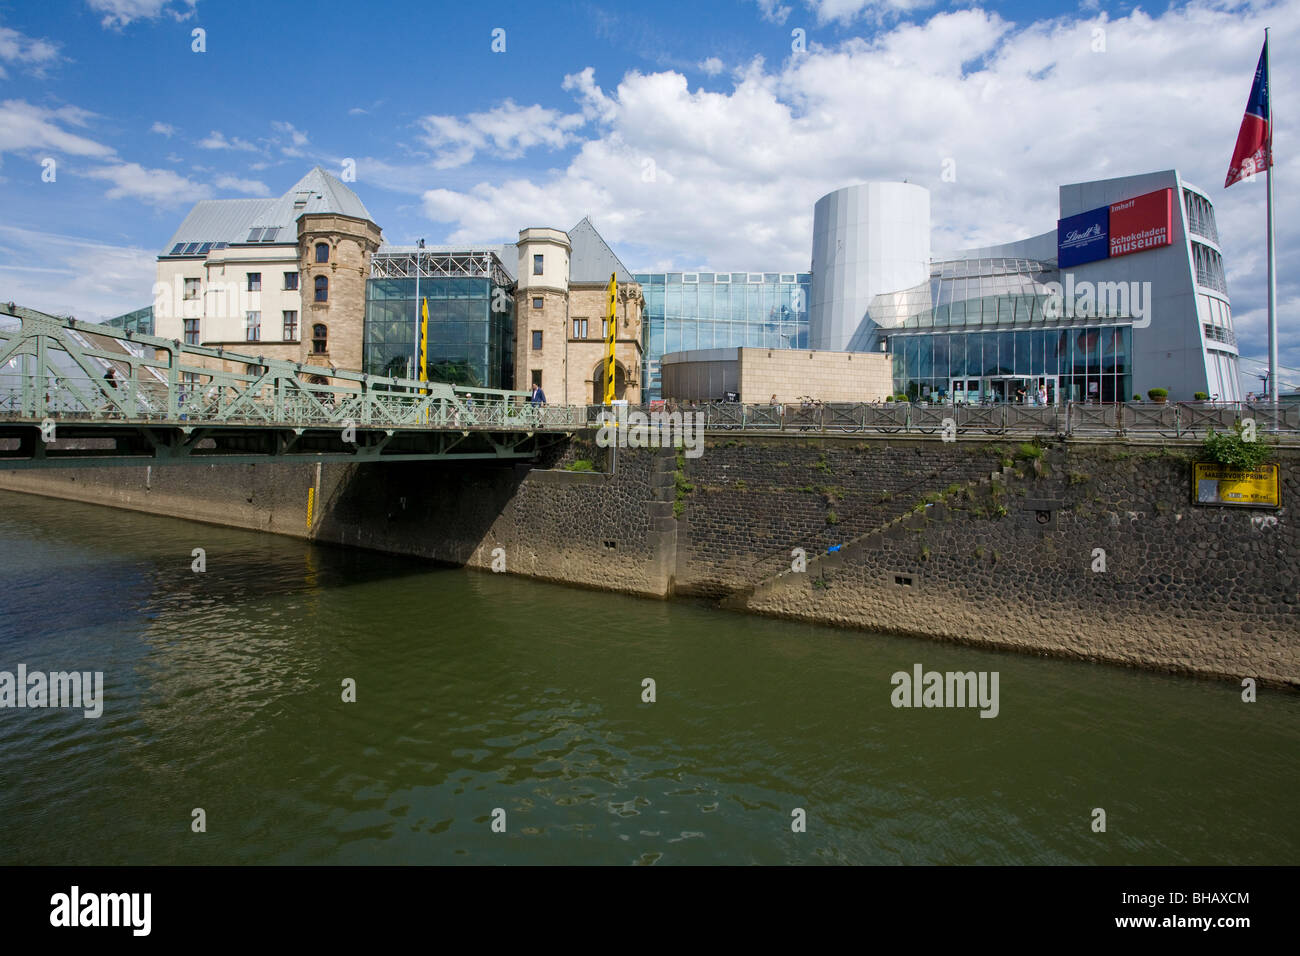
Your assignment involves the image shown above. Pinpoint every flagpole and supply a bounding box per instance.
[1265,28,1278,407]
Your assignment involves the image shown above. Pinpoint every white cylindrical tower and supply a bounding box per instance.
[809,183,930,351]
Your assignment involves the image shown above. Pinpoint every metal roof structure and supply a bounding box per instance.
[370,246,515,287]
[160,167,375,257]
[568,217,632,284]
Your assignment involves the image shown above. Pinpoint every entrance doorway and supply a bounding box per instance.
[949,378,982,404]
[988,377,1032,404]
[948,376,1058,405]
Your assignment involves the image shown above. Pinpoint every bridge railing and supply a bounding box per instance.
[617,400,1299,440]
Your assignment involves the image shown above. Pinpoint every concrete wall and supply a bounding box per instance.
[1,434,1294,684]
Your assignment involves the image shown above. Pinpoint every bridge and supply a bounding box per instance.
[3,308,1297,469]
[0,308,584,468]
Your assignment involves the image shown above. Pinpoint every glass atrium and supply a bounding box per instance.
[871,258,1134,404]
[634,271,811,399]
[363,277,514,388]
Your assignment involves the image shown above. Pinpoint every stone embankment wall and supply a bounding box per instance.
[1,433,1294,683]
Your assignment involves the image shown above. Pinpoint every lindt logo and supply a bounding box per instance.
[1063,224,1102,245]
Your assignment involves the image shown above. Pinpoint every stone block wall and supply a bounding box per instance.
[737,347,893,403]
[736,441,1300,685]
[2,433,1295,682]
[673,435,1004,597]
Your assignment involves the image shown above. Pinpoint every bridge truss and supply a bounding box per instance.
[0,311,581,468]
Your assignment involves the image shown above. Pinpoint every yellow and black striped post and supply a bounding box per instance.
[420,297,429,422]
[419,297,429,386]
[604,273,617,405]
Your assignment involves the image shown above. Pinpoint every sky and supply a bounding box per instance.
[0,0,1295,389]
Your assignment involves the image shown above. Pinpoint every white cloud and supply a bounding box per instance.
[755,0,792,25]
[0,24,60,78]
[270,120,310,157]
[416,1,1300,370]
[0,224,157,321]
[84,161,210,207]
[0,100,114,158]
[768,0,934,27]
[698,57,724,76]
[197,130,259,152]
[214,174,270,195]
[86,0,198,29]
[150,121,176,137]
[419,99,586,169]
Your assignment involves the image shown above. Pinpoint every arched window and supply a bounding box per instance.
[312,324,328,354]
[314,275,328,303]
[315,242,329,263]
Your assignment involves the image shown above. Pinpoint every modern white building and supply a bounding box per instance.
[811,170,1240,403]
[810,182,930,353]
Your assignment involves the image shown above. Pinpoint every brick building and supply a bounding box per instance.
[515,218,643,404]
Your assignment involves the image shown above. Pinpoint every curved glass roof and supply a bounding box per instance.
[863,257,1133,332]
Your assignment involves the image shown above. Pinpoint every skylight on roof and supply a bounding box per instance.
[247,228,264,242]
[170,243,185,255]
[183,242,200,254]
[198,242,213,254]
[260,228,280,242]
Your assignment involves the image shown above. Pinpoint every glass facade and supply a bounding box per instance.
[633,271,811,399]
[363,277,514,388]
[890,326,1132,404]
[103,306,154,336]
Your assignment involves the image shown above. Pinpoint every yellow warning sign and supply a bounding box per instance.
[1192,462,1280,508]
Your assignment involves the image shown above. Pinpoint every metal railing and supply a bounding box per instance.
[642,400,1300,439]
[0,312,585,432]
[4,312,1295,442]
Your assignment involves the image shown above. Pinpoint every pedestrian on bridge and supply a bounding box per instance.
[530,383,547,404]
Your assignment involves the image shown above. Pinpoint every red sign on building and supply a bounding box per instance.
[1109,188,1173,258]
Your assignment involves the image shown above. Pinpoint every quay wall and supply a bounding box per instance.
[1,433,1295,684]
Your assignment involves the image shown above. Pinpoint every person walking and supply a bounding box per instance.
[530,382,547,405]
[1037,383,1047,406]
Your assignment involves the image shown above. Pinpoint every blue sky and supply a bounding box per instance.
[0,0,1296,388]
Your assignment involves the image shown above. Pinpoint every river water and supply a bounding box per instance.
[0,489,1295,865]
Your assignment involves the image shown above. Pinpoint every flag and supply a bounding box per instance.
[1225,39,1271,187]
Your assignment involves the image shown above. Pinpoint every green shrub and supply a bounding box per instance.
[1133,394,1142,401]
[1193,391,1209,401]
[1016,442,1043,461]
[1203,423,1274,470]
[894,393,909,403]
[826,509,839,525]
[885,395,895,403]
[565,459,596,472]
[1147,388,1168,400]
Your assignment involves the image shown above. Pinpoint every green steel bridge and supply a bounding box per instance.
[0,310,584,469]
[3,308,1295,470]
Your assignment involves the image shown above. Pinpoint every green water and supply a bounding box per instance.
[0,489,1295,865]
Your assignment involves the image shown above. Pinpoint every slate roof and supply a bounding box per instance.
[160,167,374,256]
[567,217,632,284]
